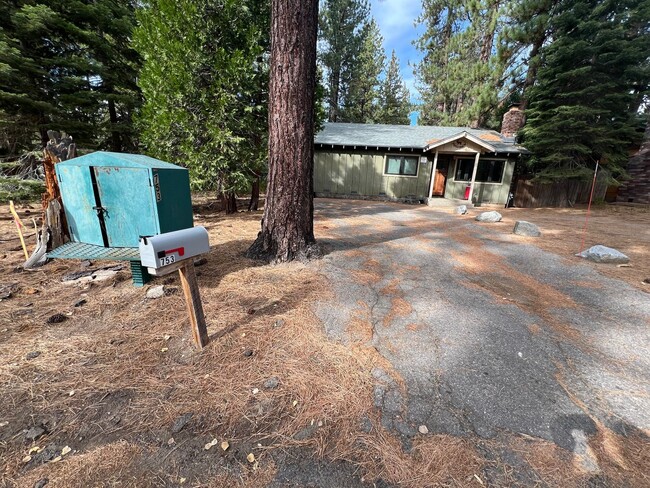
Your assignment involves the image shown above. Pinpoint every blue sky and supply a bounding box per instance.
[369,0,425,123]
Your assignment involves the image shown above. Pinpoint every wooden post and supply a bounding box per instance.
[9,201,28,260]
[428,150,439,199]
[178,261,209,349]
[468,152,481,203]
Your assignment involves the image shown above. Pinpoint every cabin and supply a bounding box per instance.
[314,107,527,206]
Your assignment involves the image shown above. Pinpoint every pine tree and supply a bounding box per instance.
[134,0,269,213]
[414,0,504,127]
[0,0,140,151]
[318,0,369,122]
[339,19,385,123]
[376,51,411,125]
[499,0,560,110]
[521,0,649,181]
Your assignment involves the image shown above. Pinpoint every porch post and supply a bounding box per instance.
[468,151,481,203]
[428,149,439,198]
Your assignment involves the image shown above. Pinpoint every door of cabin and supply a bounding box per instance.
[432,159,449,196]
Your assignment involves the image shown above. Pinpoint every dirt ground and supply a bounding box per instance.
[0,197,648,487]
[494,204,650,292]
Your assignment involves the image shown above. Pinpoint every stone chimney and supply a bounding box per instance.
[501,104,525,139]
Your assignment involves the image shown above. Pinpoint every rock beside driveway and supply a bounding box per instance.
[455,205,468,215]
[513,220,541,237]
[577,245,629,264]
[475,211,502,222]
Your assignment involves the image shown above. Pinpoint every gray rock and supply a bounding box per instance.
[273,319,285,328]
[170,413,193,434]
[33,478,49,488]
[243,349,254,357]
[263,377,280,389]
[455,205,468,215]
[74,298,87,307]
[513,220,541,237]
[25,425,46,441]
[577,245,630,264]
[26,351,41,360]
[475,211,502,222]
[146,285,165,299]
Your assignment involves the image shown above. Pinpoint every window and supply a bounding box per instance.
[385,155,418,176]
[454,159,505,183]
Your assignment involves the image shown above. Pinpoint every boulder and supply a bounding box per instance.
[455,205,468,215]
[577,245,629,264]
[513,220,541,237]
[475,211,502,223]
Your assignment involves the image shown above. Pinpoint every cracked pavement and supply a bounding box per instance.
[312,199,650,469]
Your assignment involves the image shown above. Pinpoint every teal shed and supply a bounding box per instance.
[55,152,193,248]
[49,152,193,286]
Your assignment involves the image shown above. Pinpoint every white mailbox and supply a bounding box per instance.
[139,226,210,270]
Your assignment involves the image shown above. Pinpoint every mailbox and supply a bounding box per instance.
[139,226,209,270]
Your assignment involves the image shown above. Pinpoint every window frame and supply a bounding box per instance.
[452,156,507,185]
[383,154,420,178]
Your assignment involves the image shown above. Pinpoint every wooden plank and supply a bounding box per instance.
[178,261,209,349]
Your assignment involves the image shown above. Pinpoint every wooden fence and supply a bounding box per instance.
[513,177,609,208]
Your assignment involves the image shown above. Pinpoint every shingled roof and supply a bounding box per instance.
[315,122,527,154]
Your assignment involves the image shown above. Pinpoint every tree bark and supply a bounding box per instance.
[248,176,260,211]
[247,0,319,263]
[220,191,238,214]
[107,98,121,152]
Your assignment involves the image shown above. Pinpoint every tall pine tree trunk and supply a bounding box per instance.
[328,68,340,122]
[108,98,121,152]
[248,176,260,211]
[247,0,318,263]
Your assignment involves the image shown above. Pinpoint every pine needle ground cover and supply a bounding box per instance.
[1,198,649,487]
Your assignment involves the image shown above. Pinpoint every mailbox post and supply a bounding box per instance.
[139,227,210,349]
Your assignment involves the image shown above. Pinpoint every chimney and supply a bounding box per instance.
[501,104,525,139]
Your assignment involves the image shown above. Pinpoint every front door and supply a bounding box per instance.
[94,167,159,248]
[433,160,449,196]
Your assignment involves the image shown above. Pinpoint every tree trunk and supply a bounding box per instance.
[520,37,544,111]
[220,191,238,214]
[247,0,319,263]
[108,98,121,152]
[248,176,260,211]
[328,68,340,122]
[25,132,76,268]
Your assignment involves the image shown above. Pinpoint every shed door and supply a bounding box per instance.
[94,167,159,248]
[57,165,105,246]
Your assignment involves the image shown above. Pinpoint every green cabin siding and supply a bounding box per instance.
[314,149,516,205]
[314,149,432,200]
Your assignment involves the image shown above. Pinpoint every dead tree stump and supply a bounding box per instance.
[25,131,77,268]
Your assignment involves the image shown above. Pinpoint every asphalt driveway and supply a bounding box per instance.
[312,198,650,481]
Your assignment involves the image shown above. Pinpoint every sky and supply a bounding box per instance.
[369,0,426,124]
